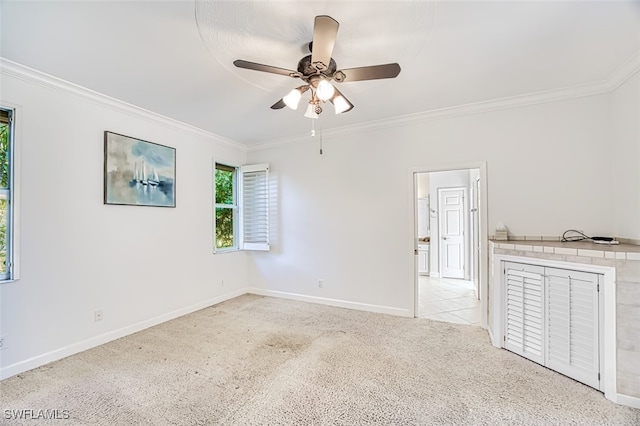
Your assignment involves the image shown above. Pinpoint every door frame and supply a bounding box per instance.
[438,186,468,280]
[471,176,480,296]
[410,161,488,328]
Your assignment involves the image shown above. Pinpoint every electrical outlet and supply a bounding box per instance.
[318,279,323,288]
[221,279,225,287]
[0,335,7,350]
[94,310,103,322]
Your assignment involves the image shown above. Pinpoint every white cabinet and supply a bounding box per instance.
[504,263,545,365]
[545,267,600,389]
[504,262,601,390]
[418,244,430,275]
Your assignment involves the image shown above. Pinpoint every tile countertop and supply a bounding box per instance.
[489,239,640,261]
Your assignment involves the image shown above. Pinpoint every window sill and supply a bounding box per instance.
[214,247,241,254]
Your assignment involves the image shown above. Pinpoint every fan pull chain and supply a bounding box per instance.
[311,119,323,155]
[318,120,323,155]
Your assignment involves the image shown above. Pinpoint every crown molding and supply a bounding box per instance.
[249,80,610,152]
[249,48,640,153]
[605,49,640,92]
[3,45,639,156]
[0,58,247,153]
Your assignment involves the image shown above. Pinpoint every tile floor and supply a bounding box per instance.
[418,276,481,325]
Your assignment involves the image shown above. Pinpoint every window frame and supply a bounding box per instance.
[214,162,239,253]
[0,105,19,283]
[213,161,270,254]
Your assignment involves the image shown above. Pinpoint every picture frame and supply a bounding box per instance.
[104,131,176,207]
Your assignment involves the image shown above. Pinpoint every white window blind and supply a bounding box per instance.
[240,164,269,251]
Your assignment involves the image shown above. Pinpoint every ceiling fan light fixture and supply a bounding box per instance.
[283,88,302,110]
[233,15,400,122]
[316,79,335,101]
[333,95,352,114]
[304,103,319,119]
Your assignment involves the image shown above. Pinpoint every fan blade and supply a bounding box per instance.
[271,99,286,110]
[311,15,339,72]
[329,87,354,114]
[233,60,299,78]
[335,63,401,82]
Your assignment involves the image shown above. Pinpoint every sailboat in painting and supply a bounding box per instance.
[147,168,160,187]
[106,131,175,207]
[132,160,159,187]
[133,161,141,184]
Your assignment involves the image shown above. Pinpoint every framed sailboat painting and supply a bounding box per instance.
[104,131,176,207]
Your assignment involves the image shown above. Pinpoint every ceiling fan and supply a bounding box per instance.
[233,15,401,118]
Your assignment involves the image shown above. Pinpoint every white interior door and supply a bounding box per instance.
[439,187,466,279]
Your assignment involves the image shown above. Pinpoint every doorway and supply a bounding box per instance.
[411,163,487,327]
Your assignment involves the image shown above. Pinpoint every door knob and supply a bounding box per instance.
[443,237,447,240]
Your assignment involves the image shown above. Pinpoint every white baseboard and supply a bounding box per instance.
[3,286,639,411]
[1,288,410,381]
[487,327,500,348]
[615,393,640,409]
[0,289,246,380]
[247,288,412,317]
[429,272,440,278]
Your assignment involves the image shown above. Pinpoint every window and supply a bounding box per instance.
[214,162,269,252]
[215,163,237,250]
[0,108,14,281]
[240,164,270,251]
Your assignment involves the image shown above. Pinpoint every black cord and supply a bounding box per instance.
[561,230,591,242]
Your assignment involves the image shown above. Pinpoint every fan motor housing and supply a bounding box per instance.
[297,55,337,77]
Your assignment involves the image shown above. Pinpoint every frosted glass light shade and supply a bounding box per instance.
[283,89,302,110]
[304,103,319,119]
[316,80,335,101]
[333,95,351,114]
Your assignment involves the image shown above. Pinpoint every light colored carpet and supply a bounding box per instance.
[1,294,639,425]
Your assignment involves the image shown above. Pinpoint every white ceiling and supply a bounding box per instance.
[1,1,639,146]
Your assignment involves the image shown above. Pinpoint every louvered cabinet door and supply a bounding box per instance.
[545,267,600,390]
[504,262,545,365]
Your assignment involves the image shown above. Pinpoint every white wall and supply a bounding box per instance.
[247,93,614,315]
[416,173,430,199]
[611,71,640,240]
[0,67,249,378]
